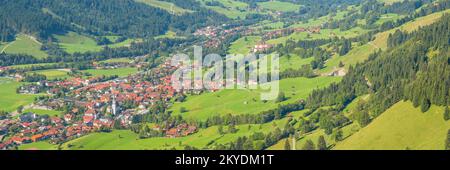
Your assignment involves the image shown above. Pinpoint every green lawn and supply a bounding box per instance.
[334,101,449,150]
[1,34,48,59]
[228,36,261,54]
[82,67,138,78]
[18,141,59,150]
[23,109,62,117]
[258,1,301,12]
[0,78,41,112]
[279,55,314,72]
[170,76,341,121]
[29,69,71,80]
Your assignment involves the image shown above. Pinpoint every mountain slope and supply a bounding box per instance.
[334,101,449,150]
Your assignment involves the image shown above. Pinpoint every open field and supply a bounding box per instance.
[198,0,253,19]
[136,0,191,15]
[0,78,41,112]
[170,76,341,121]
[55,32,103,54]
[258,1,301,12]
[228,36,261,54]
[23,109,63,117]
[1,34,48,59]
[29,69,71,80]
[18,141,59,150]
[98,58,133,64]
[82,67,138,78]
[55,32,141,54]
[8,63,59,69]
[334,101,449,150]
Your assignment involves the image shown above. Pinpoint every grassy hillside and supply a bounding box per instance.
[228,36,261,54]
[55,32,103,54]
[198,0,253,19]
[257,1,301,12]
[0,78,41,112]
[319,9,450,74]
[0,34,48,59]
[136,0,192,15]
[55,32,140,54]
[170,76,341,121]
[334,101,449,150]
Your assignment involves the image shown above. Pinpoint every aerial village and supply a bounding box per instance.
[0,60,202,150]
[0,20,324,150]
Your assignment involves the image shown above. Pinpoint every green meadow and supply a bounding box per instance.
[55,32,103,54]
[99,58,133,64]
[258,1,301,12]
[228,36,261,54]
[0,78,41,112]
[170,76,341,121]
[198,0,253,19]
[23,109,63,117]
[1,34,48,59]
[29,69,71,80]
[55,32,140,54]
[82,67,138,78]
[136,0,192,15]
[334,101,449,150]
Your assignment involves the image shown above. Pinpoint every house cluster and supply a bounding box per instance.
[0,112,101,150]
[165,123,197,138]
[194,26,220,37]
[18,76,116,95]
[253,42,273,53]
[262,26,322,40]
[0,66,9,73]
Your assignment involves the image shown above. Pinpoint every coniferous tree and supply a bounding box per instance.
[446,130,450,150]
[284,138,291,150]
[302,139,315,150]
[317,135,327,150]
[444,107,450,121]
[420,99,431,112]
